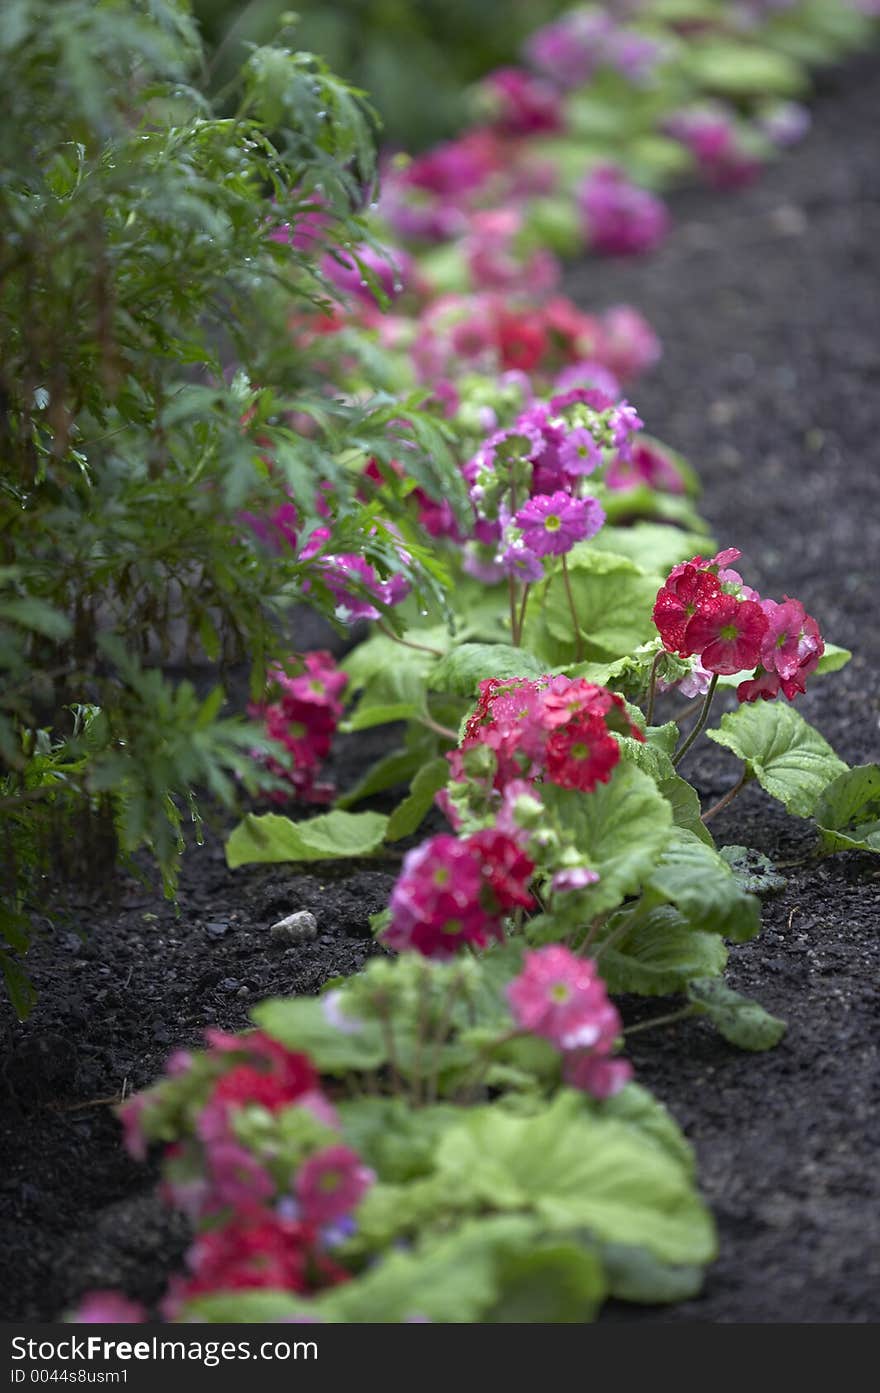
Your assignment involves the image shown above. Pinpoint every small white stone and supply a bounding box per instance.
[270,910,318,944]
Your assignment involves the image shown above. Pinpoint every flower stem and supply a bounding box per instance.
[376,620,443,657]
[645,650,664,727]
[701,767,751,823]
[517,583,531,643]
[508,576,520,645]
[672,673,719,768]
[591,916,634,963]
[561,553,583,662]
[417,708,459,742]
[623,1005,698,1037]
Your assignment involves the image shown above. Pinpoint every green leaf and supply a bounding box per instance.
[706,703,847,818]
[183,1291,314,1323]
[598,906,728,996]
[657,774,715,846]
[253,995,386,1073]
[599,1243,704,1306]
[590,522,713,577]
[0,950,37,1021]
[815,765,880,855]
[336,746,422,809]
[687,978,787,1052]
[435,1093,716,1268]
[487,1240,605,1322]
[719,845,787,895]
[527,551,660,664]
[647,829,762,943]
[428,643,546,697]
[0,597,72,640]
[687,40,807,98]
[815,643,851,676]
[225,810,388,867]
[386,757,449,841]
[540,764,672,918]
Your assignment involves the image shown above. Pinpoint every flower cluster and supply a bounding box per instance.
[524,8,664,90]
[507,946,632,1099]
[411,293,659,396]
[102,1032,375,1320]
[463,388,645,581]
[449,673,644,804]
[578,164,670,257]
[664,105,764,190]
[476,67,564,137]
[249,651,346,803]
[383,829,535,958]
[653,549,824,697]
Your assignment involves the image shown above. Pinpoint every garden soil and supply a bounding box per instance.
[2,52,879,1325]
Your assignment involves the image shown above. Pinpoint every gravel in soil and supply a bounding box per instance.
[2,52,880,1324]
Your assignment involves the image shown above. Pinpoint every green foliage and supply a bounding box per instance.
[0,0,466,1009]
[706,704,847,818]
[687,978,787,1052]
[225,809,389,867]
[428,643,547,697]
[719,845,787,895]
[526,550,662,665]
[814,765,880,856]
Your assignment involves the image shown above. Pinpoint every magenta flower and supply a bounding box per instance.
[684,594,769,675]
[207,1141,276,1212]
[507,946,622,1051]
[501,540,545,583]
[295,1146,375,1226]
[69,1291,147,1323]
[559,427,602,477]
[514,492,604,557]
[579,165,670,257]
[117,1092,150,1162]
[759,596,810,680]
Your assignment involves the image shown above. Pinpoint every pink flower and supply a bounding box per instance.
[320,243,412,307]
[207,1141,276,1212]
[564,1052,633,1100]
[507,946,623,1051]
[514,491,604,556]
[579,165,669,257]
[551,867,600,893]
[69,1291,147,1323]
[599,305,661,383]
[117,1093,150,1162]
[295,1147,375,1226]
[383,835,503,958]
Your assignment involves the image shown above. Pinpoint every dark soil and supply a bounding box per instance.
[2,51,879,1325]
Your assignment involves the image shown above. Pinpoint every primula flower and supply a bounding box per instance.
[69,1291,147,1324]
[559,427,602,477]
[579,165,670,257]
[598,305,661,383]
[653,564,722,655]
[206,1141,276,1213]
[507,946,623,1051]
[551,866,600,893]
[382,830,533,959]
[295,1147,375,1226]
[250,652,346,804]
[606,438,685,494]
[479,67,564,136]
[514,492,604,557]
[545,713,621,792]
[683,594,769,675]
[564,1051,633,1100]
[163,1212,349,1314]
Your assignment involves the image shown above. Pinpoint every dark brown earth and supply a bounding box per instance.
[1,50,879,1325]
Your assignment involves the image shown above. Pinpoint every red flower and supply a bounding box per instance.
[468,829,535,911]
[652,564,721,655]
[496,311,549,372]
[545,714,620,792]
[683,595,768,675]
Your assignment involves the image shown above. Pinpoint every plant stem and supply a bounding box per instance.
[508,576,520,645]
[517,583,531,642]
[377,1008,404,1099]
[645,650,663,727]
[424,975,462,1105]
[416,709,459,742]
[673,695,704,724]
[591,916,633,963]
[623,1005,698,1036]
[561,553,583,662]
[578,912,608,957]
[672,673,719,768]
[376,620,443,657]
[701,767,751,823]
